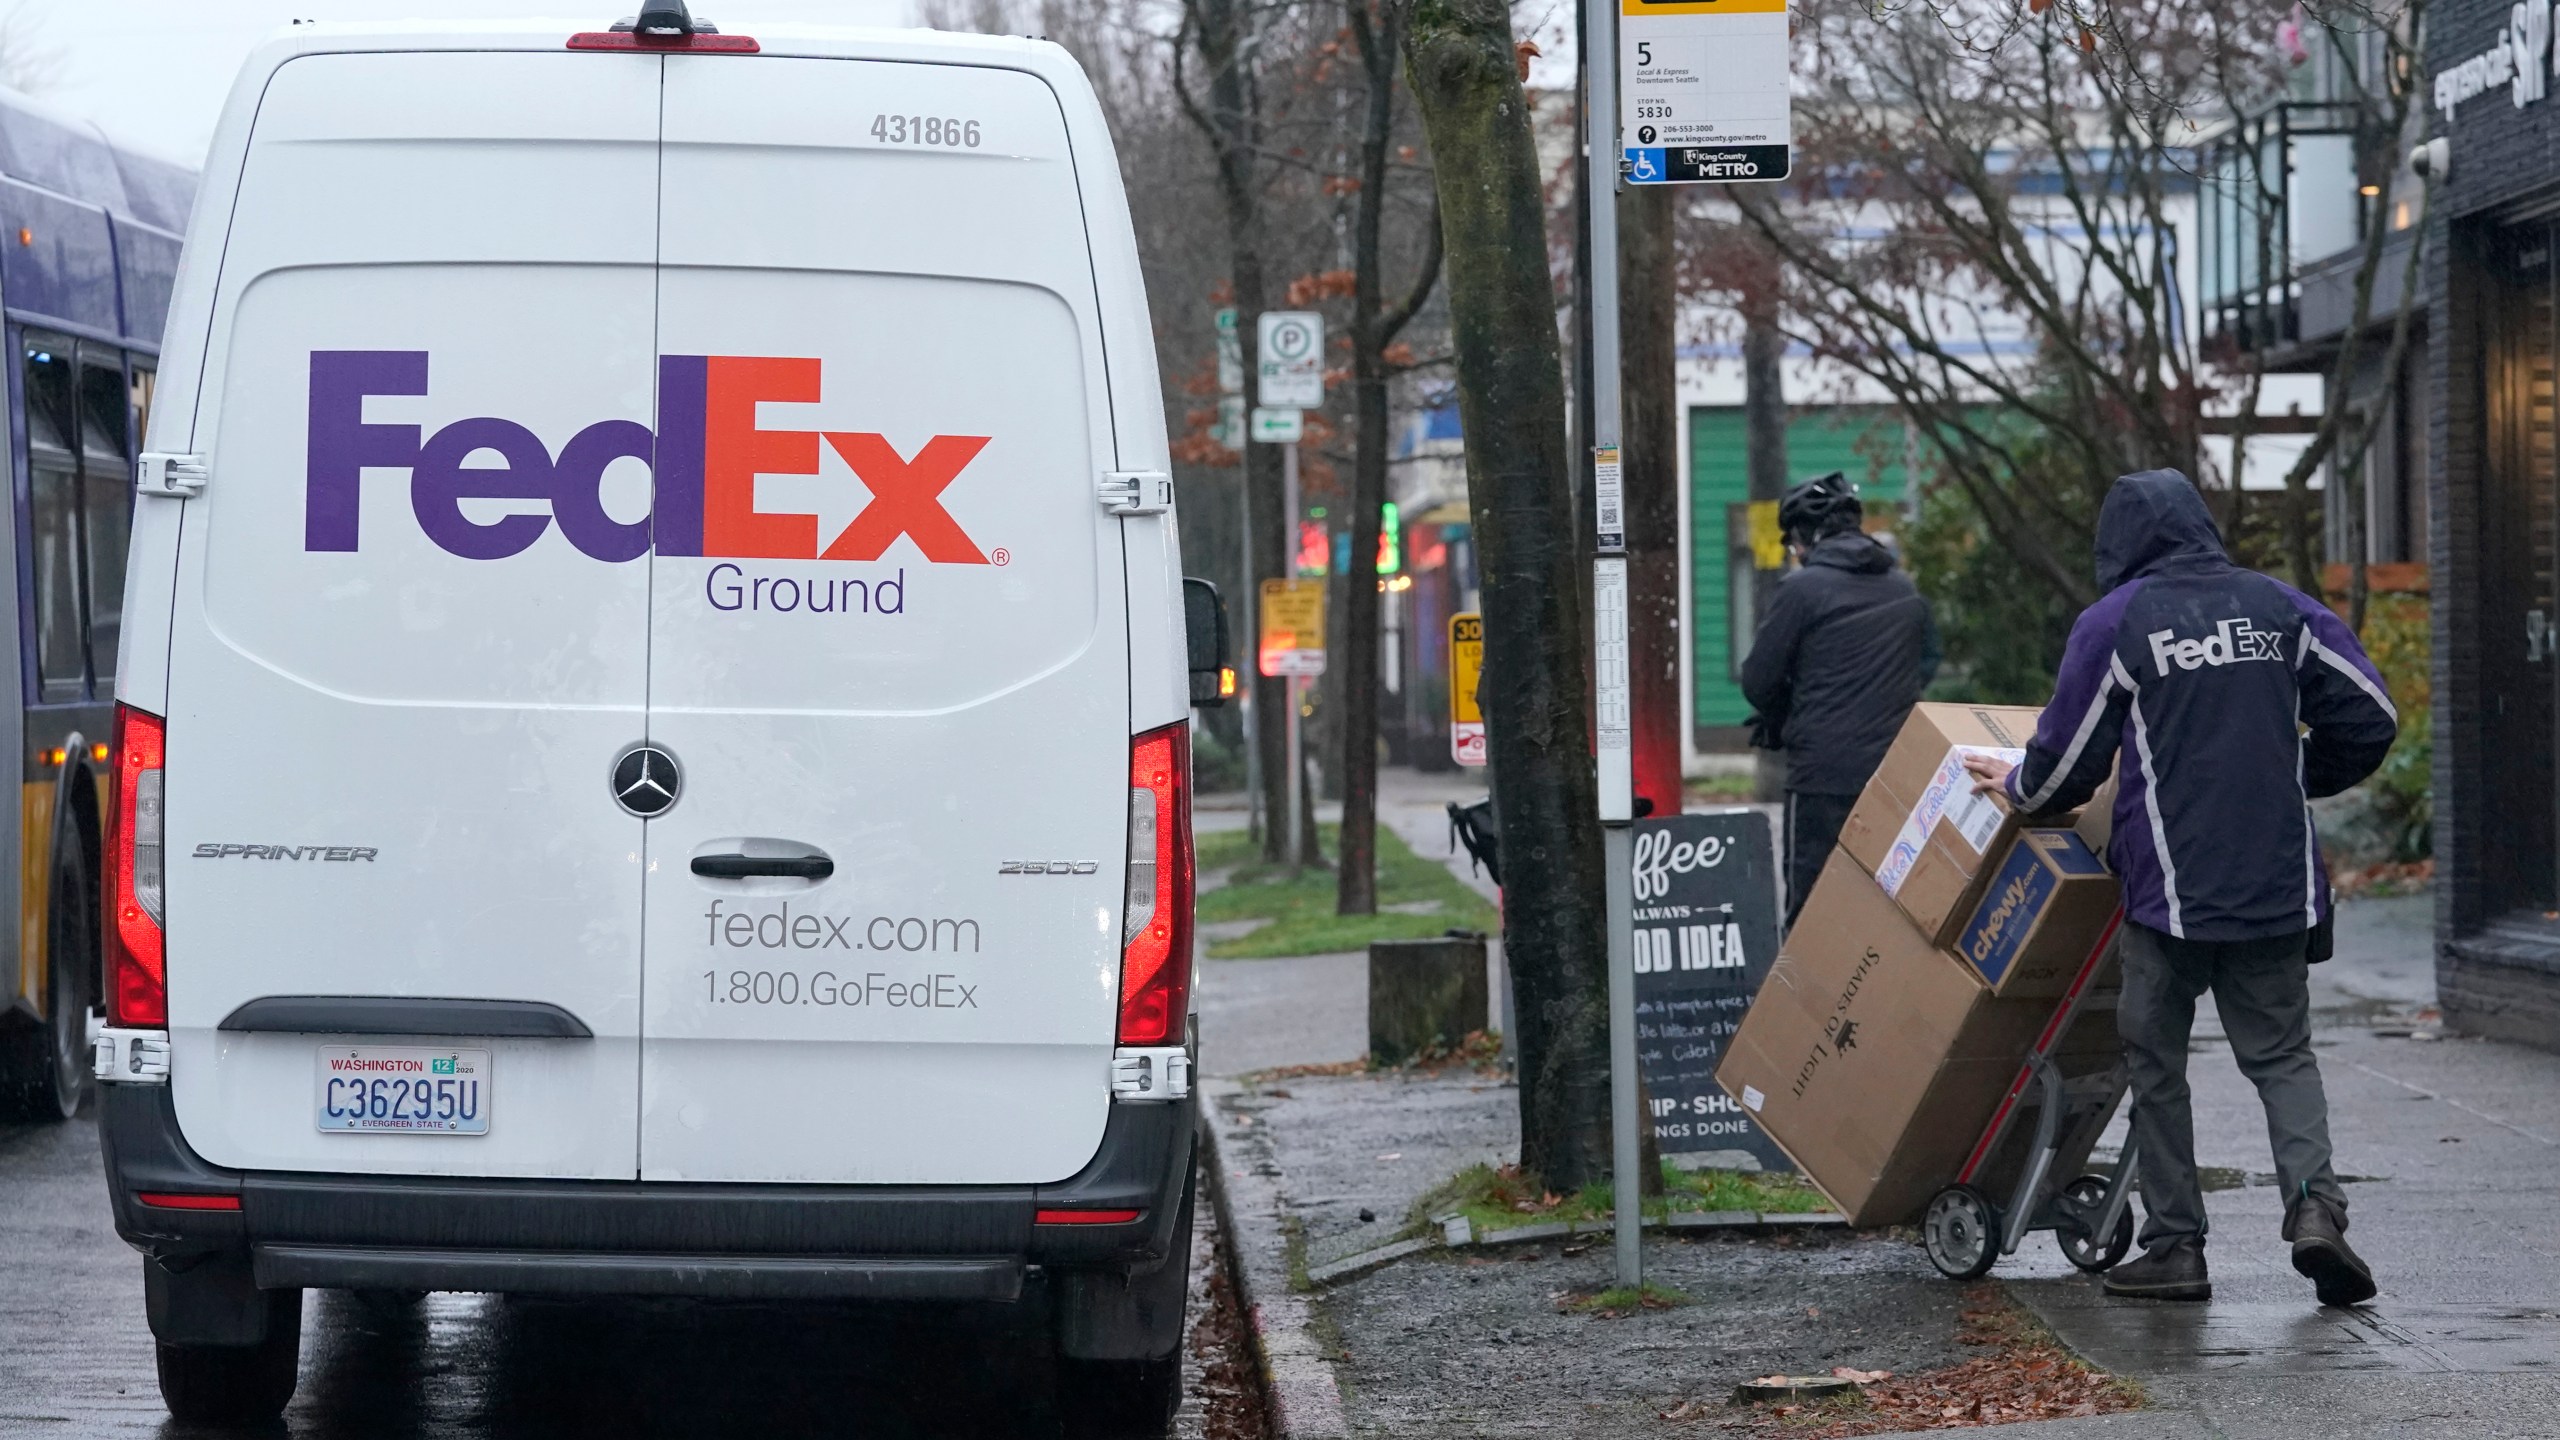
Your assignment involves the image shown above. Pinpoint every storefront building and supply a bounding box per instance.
[2428,0,2560,1046]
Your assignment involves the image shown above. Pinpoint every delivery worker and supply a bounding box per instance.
[1964,470,2396,1308]
[1741,471,1939,925]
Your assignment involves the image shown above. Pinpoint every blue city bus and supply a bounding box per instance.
[0,93,193,1120]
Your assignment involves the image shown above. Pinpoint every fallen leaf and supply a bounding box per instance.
[1832,1366,1892,1383]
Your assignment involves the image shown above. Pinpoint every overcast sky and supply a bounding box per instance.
[14,0,916,166]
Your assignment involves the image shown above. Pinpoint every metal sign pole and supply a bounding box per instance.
[1585,0,1642,1292]
[1242,473,1263,846]
[1283,438,1306,870]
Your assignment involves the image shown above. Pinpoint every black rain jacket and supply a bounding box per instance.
[1741,532,1940,796]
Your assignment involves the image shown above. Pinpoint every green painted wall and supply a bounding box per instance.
[1689,407,1910,734]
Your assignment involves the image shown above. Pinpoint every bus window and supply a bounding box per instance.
[79,351,130,685]
[129,364,155,453]
[24,339,88,704]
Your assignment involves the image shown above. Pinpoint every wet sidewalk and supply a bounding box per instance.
[1994,897,2560,1437]
[1196,767,2560,1436]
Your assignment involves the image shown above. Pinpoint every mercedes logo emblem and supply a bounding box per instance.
[611,743,682,817]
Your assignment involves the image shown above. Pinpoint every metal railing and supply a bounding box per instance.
[2197,100,2380,355]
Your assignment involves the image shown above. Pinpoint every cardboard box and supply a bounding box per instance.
[1839,704,2047,944]
[1715,849,2061,1227]
[1948,830,2123,1000]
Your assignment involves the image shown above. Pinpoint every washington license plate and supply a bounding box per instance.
[316,1047,490,1134]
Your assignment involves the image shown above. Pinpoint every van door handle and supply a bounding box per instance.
[691,854,836,880]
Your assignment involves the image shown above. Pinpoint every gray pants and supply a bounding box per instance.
[2117,922,2345,1248]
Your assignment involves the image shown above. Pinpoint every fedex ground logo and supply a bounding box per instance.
[305,351,997,567]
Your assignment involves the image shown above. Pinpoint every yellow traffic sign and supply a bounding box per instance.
[1450,612,1486,766]
[1259,579,1328,677]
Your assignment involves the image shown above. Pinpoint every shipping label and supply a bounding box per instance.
[1874,745,2023,898]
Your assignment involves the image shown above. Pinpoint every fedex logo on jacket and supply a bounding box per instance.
[304,351,991,564]
[2144,618,2287,677]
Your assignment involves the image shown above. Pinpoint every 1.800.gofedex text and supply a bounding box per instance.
[703,969,979,1010]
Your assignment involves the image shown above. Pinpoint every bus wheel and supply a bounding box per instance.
[0,842,95,1122]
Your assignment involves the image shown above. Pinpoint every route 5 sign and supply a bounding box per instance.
[1621,0,1791,185]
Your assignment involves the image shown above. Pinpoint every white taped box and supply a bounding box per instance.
[1840,705,2046,945]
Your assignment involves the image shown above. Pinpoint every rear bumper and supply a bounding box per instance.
[99,1083,1193,1302]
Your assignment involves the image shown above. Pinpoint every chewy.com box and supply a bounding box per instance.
[1839,704,2044,945]
[1949,829,2122,1000]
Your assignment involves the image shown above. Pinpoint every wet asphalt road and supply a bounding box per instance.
[0,1110,1216,1440]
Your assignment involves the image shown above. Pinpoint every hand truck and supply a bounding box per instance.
[1921,910,2141,1281]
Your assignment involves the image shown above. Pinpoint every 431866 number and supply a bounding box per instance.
[872,114,981,148]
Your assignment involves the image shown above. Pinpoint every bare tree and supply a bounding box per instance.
[1704,0,2425,614]
[1404,0,1613,1190]
[1334,0,1442,914]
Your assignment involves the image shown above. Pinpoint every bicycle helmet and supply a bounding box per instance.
[1778,471,1863,545]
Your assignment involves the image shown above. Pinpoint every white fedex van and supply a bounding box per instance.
[93,8,1224,1429]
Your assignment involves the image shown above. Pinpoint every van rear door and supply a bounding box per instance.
[162,52,659,1179]
[637,57,1127,1184]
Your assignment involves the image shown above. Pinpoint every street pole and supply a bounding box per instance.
[1242,471,1263,846]
[1584,0,1642,1292]
[1283,439,1306,871]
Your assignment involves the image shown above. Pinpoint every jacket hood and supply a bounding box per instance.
[2094,469,2226,593]
[1805,530,1896,575]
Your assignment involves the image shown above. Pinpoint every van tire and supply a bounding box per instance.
[154,1289,302,1424]
[1057,1354,1182,1439]
[0,847,95,1122]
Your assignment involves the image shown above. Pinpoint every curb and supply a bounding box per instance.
[1197,1078,1352,1440]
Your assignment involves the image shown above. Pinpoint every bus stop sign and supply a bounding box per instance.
[1620,0,1792,185]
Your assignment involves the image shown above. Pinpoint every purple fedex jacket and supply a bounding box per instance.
[2002,471,2398,942]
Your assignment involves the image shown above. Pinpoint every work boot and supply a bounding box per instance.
[2284,1194,2377,1307]
[2102,1238,2210,1301]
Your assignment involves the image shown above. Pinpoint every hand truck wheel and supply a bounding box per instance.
[2056,1174,2133,1273]
[1922,1184,2000,1280]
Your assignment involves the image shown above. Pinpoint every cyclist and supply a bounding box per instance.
[1741,471,1939,925]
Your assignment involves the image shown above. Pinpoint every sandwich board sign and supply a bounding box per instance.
[1257,311,1326,408]
[1620,0,1792,185]
[1258,578,1327,677]
[1449,613,1486,766]
[1630,810,1791,1171]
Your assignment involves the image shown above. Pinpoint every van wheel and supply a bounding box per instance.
[1057,1353,1182,1439]
[155,1289,302,1424]
[0,848,94,1122]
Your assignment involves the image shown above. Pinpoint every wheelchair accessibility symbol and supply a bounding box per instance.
[1628,148,1666,183]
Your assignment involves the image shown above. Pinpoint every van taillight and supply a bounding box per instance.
[1117,723,1194,1047]
[105,704,166,1028]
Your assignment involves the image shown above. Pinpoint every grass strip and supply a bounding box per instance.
[1405,1159,1832,1242]
[1196,822,1501,959]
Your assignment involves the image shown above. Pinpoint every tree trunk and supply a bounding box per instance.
[1403,0,1613,1191]
[1741,281,1788,803]
[1622,184,1682,819]
[1337,0,1427,916]
[1189,0,1292,862]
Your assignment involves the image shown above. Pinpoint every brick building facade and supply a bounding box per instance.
[2427,0,2560,1045]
